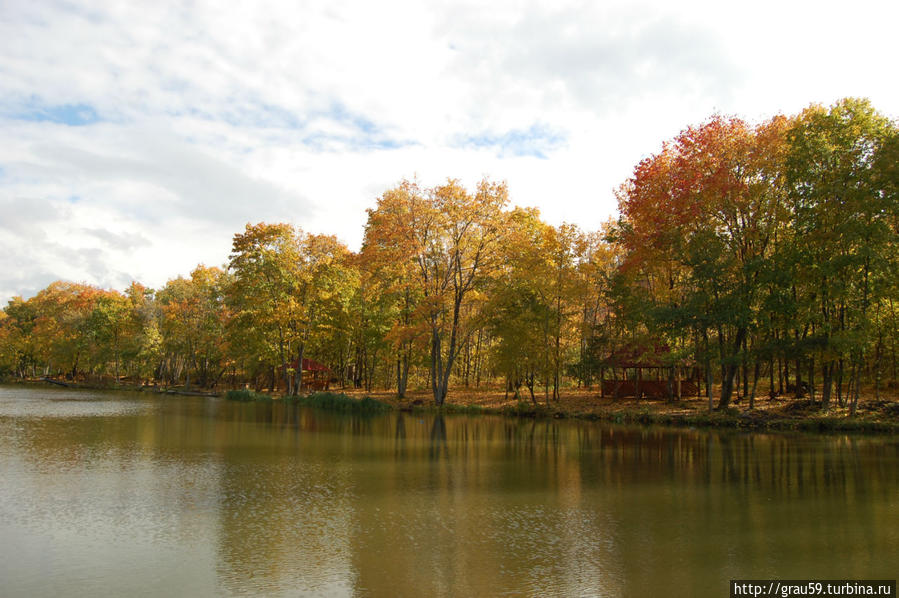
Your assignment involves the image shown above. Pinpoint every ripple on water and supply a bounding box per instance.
[1,385,898,597]
[0,386,153,419]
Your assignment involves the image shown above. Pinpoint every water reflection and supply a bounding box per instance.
[0,387,897,597]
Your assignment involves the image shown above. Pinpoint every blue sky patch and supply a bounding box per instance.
[456,124,567,159]
[13,103,101,126]
[323,102,378,135]
[187,98,408,151]
[300,101,413,151]
[299,131,413,152]
[211,103,303,129]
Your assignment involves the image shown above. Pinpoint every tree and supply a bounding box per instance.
[570,225,621,389]
[227,224,353,394]
[0,297,37,379]
[157,266,228,389]
[486,208,584,403]
[618,114,790,409]
[26,282,104,379]
[363,178,507,405]
[90,290,130,381]
[121,282,162,383]
[785,98,898,412]
[294,233,354,393]
[228,223,304,393]
[485,207,552,403]
[360,180,428,397]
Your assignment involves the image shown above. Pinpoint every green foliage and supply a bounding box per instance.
[3,97,898,424]
[500,401,554,418]
[225,389,272,401]
[227,223,353,395]
[156,266,229,388]
[439,403,487,415]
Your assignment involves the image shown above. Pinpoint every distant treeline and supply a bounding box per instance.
[2,98,897,412]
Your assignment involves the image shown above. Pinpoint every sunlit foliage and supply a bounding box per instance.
[2,98,896,413]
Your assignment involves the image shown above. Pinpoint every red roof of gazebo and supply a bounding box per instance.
[287,358,331,372]
[604,343,682,368]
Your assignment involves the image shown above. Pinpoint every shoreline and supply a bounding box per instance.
[7,378,899,435]
[400,398,899,434]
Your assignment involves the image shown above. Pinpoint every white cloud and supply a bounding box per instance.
[0,0,897,303]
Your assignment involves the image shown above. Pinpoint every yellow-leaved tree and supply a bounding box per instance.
[363,178,507,405]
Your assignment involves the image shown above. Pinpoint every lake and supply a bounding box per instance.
[0,386,896,597]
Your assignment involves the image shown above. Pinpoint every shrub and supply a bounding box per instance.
[225,389,272,402]
[442,403,487,415]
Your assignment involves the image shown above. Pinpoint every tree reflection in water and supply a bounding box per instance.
[0,389,896,597]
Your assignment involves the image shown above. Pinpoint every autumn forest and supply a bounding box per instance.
[3,98,898,414]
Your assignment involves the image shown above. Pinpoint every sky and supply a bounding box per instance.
[1,0,897,304]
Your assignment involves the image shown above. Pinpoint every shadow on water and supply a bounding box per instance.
[429,413,448,461]
[394,411,406,459]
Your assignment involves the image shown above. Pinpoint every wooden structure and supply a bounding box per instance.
[601,344,698,400]
[286,357,333,391]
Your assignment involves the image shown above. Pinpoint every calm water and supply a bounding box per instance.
[0,386,896,597]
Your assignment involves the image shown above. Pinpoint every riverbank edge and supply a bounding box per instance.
[10,378,898,435]
[416,401,899,434]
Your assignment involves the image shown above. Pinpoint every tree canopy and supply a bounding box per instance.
[2,98,896,413]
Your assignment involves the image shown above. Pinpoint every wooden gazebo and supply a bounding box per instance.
[601,343,698,400]
[286,357,332,391]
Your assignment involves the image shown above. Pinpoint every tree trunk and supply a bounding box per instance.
[474,329,483,388]
[666,366,674,402]
[807,357,815,403]
[769,356,775,398]
[874,331,883,401]
[676,367,682,401]
[717,328,747,409]
[718,363,739,409]
[849,363,860,416]
[836,358,845,407]
[396,353,409,399]
[703,328,713,413]
[749,360,760,410]
[782,357,788,395]
[295,343,305,395]
[430,326,442,405]
[741,336,749,399]
[821,361,833,409]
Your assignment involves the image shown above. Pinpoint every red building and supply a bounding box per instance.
[285,358,332,391]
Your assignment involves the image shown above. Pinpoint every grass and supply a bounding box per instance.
[225,389,273,402]
[499,401,556,418]
[386,390,899,434]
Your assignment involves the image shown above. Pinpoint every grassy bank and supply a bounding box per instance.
[413,403,899,433]
[347,388,899,434]
[224,389,272,401]
[226,386,899,433]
